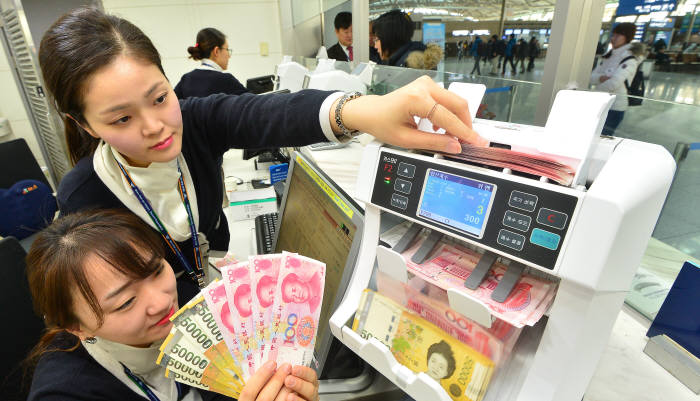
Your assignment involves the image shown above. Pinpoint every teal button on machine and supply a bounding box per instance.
[530,228,561,250]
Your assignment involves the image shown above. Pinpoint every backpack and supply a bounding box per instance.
[620,55,644,106]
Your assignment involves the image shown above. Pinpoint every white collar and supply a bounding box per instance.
[92,141,199,242]
[197,58,223,72]
[83,337,179,400]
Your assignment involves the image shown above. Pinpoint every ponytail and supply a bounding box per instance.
[187,27,225,60]
[63,115,99,166]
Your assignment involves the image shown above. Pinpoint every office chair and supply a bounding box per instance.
[0,138,51,189]
[0,236,45,400]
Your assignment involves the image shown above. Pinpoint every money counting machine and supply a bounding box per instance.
[329,87,676,400]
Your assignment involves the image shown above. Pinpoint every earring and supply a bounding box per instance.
[84,337,97,344]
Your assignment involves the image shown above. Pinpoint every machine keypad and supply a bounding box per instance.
[536,208,568,230]
[509,190,538,212]
[390,193,408,210]
[530,228,561,250]
[394,179,412,194]
[497,229,526,251]
[503,210,531,232]
[397,162,416,178]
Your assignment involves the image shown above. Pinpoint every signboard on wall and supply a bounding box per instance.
[423,22,445,50]
[616,0,677,16]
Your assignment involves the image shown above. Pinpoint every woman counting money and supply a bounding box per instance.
[26,210,318,401]
[40,7,487,306]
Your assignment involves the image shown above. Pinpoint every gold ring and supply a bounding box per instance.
[427,102,439,121]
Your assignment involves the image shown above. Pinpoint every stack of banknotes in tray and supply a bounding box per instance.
[402,235,557,328]
[155,252,326,397]
[354,289,495,401]
[376,271,521,365]
[446,144,576,186]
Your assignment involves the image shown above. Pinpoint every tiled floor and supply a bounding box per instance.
[443,56,700,317]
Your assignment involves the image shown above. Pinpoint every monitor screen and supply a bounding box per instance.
[416,169,497,239]
[273,152,363,372]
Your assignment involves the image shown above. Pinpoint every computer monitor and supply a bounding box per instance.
[272,152,364,374]
[246,74,275,94]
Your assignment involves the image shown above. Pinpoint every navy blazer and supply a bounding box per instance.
[326,43,349,62]
[174,69,248,99]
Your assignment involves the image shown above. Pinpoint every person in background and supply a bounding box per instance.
[326,12,353,62]
[514,38,528,73]
[25,210,320,401]
[174,28,248,99]
[469,36,483,75]
[369,20,381,63]
[527,37,540,72]
[486,35,499,75]
[591,22,645,136]
[502,34,516,75]
[495,35,506,69]
[372,9,443,70]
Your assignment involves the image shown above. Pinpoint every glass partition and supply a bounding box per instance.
[285,55,699,321]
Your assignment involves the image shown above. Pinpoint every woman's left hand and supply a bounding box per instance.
[335,75,488,154]
[282,365,319,401]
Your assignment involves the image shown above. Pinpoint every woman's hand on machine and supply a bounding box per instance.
[238,361,319,401]
[334,75,489,154]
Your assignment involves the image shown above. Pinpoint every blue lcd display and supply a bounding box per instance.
[417,169,497,238]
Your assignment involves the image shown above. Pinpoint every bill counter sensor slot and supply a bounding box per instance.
[464,250,498,290]
[491,262,526,303]
[411,230,443,264]
[392,222,423,254]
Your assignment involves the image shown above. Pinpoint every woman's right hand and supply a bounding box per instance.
[238,361,293,401]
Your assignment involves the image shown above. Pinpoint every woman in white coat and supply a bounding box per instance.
[591,22,646,136]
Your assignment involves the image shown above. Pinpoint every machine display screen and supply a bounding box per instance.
[417,169,496,238]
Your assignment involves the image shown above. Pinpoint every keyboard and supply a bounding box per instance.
[254,212,279,254]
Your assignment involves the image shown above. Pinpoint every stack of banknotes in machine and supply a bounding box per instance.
[445,144,576,186]
[354,289,495,401]
[155,252,326,397]
[401,234,557,328]
[376,271,520,365]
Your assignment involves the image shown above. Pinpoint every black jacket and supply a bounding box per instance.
[57,91,333,283]
[174,69,248,99]
[29,332,232,401]
[326,43,349,62]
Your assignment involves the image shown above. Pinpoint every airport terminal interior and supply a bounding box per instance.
[0,0,698,401]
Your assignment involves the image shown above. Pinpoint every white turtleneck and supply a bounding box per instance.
[83,337,202,401]
[197,58,224,72]
[93,141,199,242]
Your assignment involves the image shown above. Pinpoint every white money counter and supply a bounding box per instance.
[327,87,676,401]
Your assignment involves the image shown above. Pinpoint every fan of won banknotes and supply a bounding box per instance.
[155,252,326,398]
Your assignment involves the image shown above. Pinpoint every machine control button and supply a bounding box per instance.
[497,229,525,251]
[536,208,568,230]
[508,190,538,212]
[394,179,412,194]
[397,162,416,178]
[503,210,531,232]
[390,193,409,210]
[530,228,561,250]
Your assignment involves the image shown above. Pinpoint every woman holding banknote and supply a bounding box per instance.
[38,7,487,306]
[26,209,319,401]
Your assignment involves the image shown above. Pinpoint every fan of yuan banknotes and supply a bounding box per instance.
[156,252,326,397]
[354,289,495,401]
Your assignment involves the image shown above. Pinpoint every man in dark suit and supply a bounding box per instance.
[326,12,352,62]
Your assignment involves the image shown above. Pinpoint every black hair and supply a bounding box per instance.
[372,9,414,59]
[39,7,165,166]
[187,27,226,60]
[334,11,352,30]
[426,340,457,379]
[612,22,636,44]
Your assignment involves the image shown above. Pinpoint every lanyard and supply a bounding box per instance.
[115,158,206,288]
[122,363,183,401]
